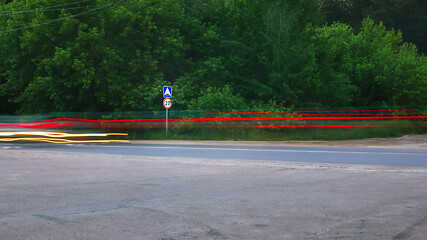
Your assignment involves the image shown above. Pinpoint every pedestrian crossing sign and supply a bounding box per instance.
[163,86,172,98]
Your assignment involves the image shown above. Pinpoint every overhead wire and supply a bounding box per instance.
[2,2,116,28]
[35,0,95,10]
[0,0,93,13]
[0,0,125,33]
[0,0,44,12]
[0,5,97,16]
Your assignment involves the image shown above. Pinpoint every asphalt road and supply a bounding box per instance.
[2,142,427,167]
[1,143,427,239]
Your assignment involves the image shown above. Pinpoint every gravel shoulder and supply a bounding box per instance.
[132,133,427,149]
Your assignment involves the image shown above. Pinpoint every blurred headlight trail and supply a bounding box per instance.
[256,125,383,128]
[0,132,127,138]
[15,115,427,125]
[0,132,128,143]
[0,108,425,135]
[256,113,425,116]
[0,122,74,128]
[204,108,427,115]
[0,138,128,143]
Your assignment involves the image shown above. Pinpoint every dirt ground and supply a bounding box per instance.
[1,143,427,240]
[132,133,427,149]
[1,135,426,239]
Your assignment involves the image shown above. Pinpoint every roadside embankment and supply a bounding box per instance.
[132,133,427,149]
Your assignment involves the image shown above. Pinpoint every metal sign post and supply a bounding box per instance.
[163,87,172,133]
[163,97,172,133]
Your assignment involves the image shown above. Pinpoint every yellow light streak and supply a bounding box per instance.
[0,131,129,143]
[0,131,128,137]
[0,138,129,143]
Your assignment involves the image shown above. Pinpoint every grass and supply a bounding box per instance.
[126,120,427,141]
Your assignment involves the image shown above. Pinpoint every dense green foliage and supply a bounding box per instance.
[321,0,427,54]
[0,0,425,114]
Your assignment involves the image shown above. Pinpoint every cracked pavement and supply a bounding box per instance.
[1,149,426,240]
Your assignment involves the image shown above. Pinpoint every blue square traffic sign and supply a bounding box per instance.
[163,86,172,98]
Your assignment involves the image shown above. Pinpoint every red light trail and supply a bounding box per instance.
[0,122,74,129]
[14,115,427,125]
[205,108,427,115]
[2,108,425,130]
[168,116,427,122]
[256,112,424,117]
[256,125,382,128]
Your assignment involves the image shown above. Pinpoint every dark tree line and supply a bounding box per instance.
[321,0,427,54]
[0,0,425,114]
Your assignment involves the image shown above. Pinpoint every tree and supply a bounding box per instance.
[310,23,356,107]
[321,0,427,54]
[349,18,426,106]
[1,0,424,114]
[0,0,196,113]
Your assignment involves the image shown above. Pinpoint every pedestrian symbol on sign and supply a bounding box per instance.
[163,86,172,98]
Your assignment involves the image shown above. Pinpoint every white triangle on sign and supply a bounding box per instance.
[164,88,171,96]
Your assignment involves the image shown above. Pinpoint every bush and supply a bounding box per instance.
[188,85,247,111]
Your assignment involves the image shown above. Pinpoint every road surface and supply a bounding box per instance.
[1,142,426,240]
[2,142,427,167]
